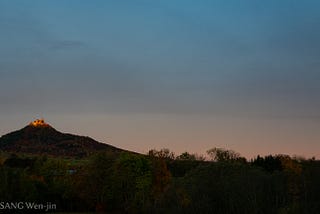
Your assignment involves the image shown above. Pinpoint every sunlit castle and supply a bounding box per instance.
[30,119,50,127]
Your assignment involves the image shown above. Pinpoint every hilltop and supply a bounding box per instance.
[0,119,124,157]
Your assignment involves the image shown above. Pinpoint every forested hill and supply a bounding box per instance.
[0,120,319,213]
[0,119,123,157]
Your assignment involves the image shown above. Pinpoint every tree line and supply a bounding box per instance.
[0,148,319,213]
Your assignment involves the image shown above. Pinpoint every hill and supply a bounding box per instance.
[0,119,123,157]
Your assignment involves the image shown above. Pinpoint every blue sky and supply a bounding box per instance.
[1,0,320,158]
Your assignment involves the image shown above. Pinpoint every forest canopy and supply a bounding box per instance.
[0,148,319,213]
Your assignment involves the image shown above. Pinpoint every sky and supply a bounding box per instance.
[1,0,320,158]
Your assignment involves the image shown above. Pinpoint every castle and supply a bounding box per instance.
[30,119,50,127]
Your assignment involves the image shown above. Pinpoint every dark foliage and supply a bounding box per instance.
[0,151,319,213]
[0,125,319,213]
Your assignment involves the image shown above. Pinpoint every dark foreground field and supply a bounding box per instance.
[0,149,319,213]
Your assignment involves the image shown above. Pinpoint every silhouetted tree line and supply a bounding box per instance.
[0,148,319,213]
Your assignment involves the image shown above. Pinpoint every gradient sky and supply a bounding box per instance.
[1,0,320,158]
